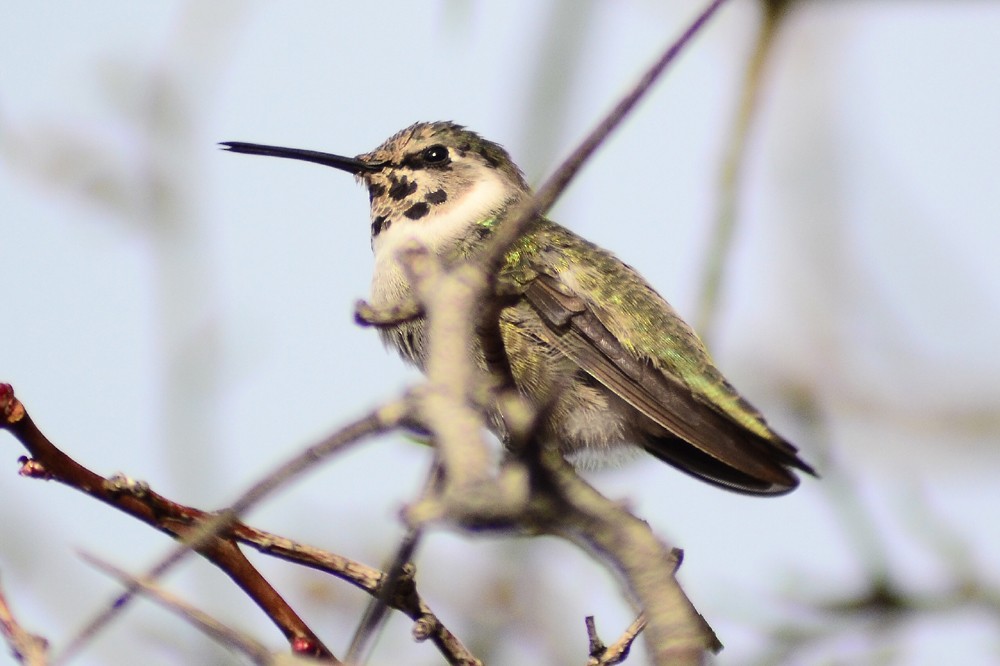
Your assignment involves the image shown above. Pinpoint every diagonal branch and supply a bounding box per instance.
[537,452,721,661]
[80,552,278,666]
[1,383,479,665]
[483,0,732,275]
[0,383,342,664]
[0,572,49,666]
[57,400,409,664]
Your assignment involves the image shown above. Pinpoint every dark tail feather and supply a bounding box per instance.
[644,435,813,496]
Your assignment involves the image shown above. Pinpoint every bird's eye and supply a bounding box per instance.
[421,145,449,164]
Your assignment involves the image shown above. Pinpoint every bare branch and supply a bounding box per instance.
[538,453,721,662]
[80,552,279,666]
[585,616,606,659]
[345,527,423,665]
[483,0,732,275]
[63,400,406,662]
[1,383,479,665]
[0,384,415,664]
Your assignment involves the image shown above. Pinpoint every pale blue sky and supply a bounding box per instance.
[2,2,999,664]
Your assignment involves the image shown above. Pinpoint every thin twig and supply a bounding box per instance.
[232,521,479,665]
[345,527,423,664]
[696,0,791,340]
[0,572,49,666]
[0,383,397,664]
[405,0,736,531]
[585,616,607,659]
[378,3,732,663]
[346,458,448,665]
[55,401,404,664]
[587,614,648,666]
[404,249,499,493]
[483,0,732,275]
[80,552,278,666]
[2,383,479,665]
[538,451,721,663]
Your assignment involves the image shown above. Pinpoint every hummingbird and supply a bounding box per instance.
[222,121,815,495]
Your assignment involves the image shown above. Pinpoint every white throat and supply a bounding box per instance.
[369,173,509,307]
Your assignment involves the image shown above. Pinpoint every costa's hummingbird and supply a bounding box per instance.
[222,121,815,495]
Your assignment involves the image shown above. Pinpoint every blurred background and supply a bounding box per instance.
[2,1,999,664]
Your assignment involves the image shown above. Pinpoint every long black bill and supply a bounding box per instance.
[219,141,384,175]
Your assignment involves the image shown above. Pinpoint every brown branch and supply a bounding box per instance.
[377,250,722,659]
[446,2,736,465]
[80,552,278,666]
[58,400,406,663]
[0,572,49,666]
[0,383,339,664]
[242,521,478,665]
[382,277,722,662]
[164,500,479,665]
[1,384,478,665]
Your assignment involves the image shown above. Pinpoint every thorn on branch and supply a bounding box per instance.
[585,616,606,657]
[586,614,646,666]
[17,457,50,480]
[411,615,437,642]
[104,472,150,498]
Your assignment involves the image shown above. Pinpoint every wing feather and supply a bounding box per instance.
[523,275,810,493]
